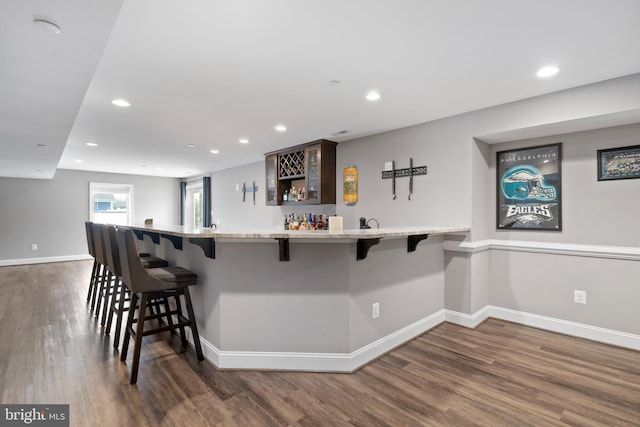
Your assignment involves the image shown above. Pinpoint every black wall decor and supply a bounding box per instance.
[381,158,427,200]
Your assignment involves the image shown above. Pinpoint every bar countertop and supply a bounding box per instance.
[128,223,471,240]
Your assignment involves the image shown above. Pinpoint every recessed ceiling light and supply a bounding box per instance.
[365,91,381,101]
[74,159,84,163]
[238,138,249,144]
[275,124,287,132]
[536,66,559,78]
[209,149,219,154]
[36,143,47,147]
[329,80,341,86]
[188,144,195,148]
[85,142,98,147]
[141,165,148,168]
[156,167,163,171]
[34,19,61,35]
[112,99,131,107]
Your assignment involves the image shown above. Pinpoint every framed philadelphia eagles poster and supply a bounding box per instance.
[496,143,562,231]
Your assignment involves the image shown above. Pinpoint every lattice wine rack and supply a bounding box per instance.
[279,150,305,178]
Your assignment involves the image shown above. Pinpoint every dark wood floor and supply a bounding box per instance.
[1,261,639,426]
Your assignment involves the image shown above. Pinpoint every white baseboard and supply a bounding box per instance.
[486,305,640,351]
[445,305,640,351]
[194,310,446,372]
[186,306,639,371]
[444,306,490,328]
[0,254,92,267]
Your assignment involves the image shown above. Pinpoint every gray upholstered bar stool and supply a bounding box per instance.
[91,222,113,320]
[117,227,204,384]
[84,221,100,308]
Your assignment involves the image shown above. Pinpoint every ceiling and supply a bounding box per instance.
[3,0,640,180]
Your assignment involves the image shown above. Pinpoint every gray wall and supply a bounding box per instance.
[490,250,640,334]
[484,123,640,335]
[209,161,336,230]
[336,73,640,237]
[486,123,640,246]
[0,169,179,262]
[348,235,445,351]
[336,119,471,230]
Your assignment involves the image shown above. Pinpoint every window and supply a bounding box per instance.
[90,182,133,225]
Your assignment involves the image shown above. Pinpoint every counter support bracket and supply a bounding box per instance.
[189,238,215,259]
[133,229,160,244]
[277,238,290,261]
[161,233,182,250]
[407,234,429,252]
[357,238,381,260]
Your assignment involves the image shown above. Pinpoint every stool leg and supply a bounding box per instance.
[109,281,127,348]
[104,278,120,336]
[182,287,204,361]
[162,297,176,334]
[95,269,109,319]
[100,273,115,327]
[112,286,129,349]
[174,294,187,346]
[86,260,98,302]
[130,293,148,384]
[90,264,102,310]
[120,293,137,362]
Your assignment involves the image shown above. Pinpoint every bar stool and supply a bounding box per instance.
[94,223,169,328]
[84,221,100,308]
[117,227,204,384]
[91,222,113,320]
[103,225,171,349]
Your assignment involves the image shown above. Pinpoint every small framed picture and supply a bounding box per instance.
[597,145,640,181]
[496,143,562,231]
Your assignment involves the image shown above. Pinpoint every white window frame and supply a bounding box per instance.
[89,182,134,225]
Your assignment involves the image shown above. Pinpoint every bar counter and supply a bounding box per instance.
[130,223,470,372]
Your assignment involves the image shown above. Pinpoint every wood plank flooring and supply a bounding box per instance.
[1,260,639,426]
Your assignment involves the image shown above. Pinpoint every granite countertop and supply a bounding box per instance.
[128,224,470,240]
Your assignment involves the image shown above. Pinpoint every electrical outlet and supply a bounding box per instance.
[384,161,393,171]
[372,302,380,319]
[31,243,38,251]
[574,290,587,304]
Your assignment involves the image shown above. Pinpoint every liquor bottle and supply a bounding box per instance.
[283,190,288,202]
[284,215,289,230]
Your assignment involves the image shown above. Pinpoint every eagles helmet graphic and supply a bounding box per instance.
[501,166,556,201]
